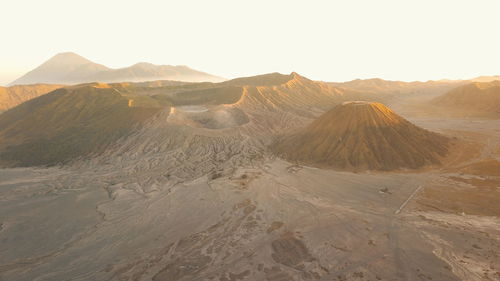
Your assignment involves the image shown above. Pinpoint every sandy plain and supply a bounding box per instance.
[0,88,499,281]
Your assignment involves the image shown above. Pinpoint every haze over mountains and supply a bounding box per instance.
[471,75,500,82]
[434,81,500,117]
[330,78,464,97]
[0,83,162,166]
[9,52,224,86]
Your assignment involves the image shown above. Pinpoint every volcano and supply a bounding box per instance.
[272,101,450,171]
[9,52,224,85]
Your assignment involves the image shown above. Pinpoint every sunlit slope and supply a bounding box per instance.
[115,72,346,110]
[0,72,351,167]
[433,81,500,117]
[0,84,63,112]
[145,72,346,110]
[0,84,161,166]
[272,101,450,170]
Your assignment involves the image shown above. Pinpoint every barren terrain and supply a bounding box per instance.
[0,75,499,281]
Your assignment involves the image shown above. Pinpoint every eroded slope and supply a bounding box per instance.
[273,101,450,170]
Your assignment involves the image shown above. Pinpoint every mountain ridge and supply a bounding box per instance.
[9,52,225,86]
[0,72,349,167]
[433,81,500,117]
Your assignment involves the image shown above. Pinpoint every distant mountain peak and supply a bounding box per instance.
[44,52,98,66]
[52,51,86,58]
[132,62,155,68]
[9,52,224,85]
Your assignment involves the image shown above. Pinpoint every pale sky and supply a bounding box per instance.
[1,0,500,85]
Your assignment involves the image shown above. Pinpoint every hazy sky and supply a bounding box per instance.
[1,0,500,85]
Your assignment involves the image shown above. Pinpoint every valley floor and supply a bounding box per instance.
[0,101,499,281]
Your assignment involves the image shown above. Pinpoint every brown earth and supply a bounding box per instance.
[272,101,450,171]
[0,84,62,112]
[433,81,500,118]
[0,83,161,166]
[1,73,499,281]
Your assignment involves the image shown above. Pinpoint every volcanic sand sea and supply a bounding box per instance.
[0,75,499,280]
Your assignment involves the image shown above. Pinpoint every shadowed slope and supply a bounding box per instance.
[272,101,450,171]
[69,72,349,181]
[433,81,500,117]
[0,72,349,167]
[147,72,347,120]
[0,84,161,166]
